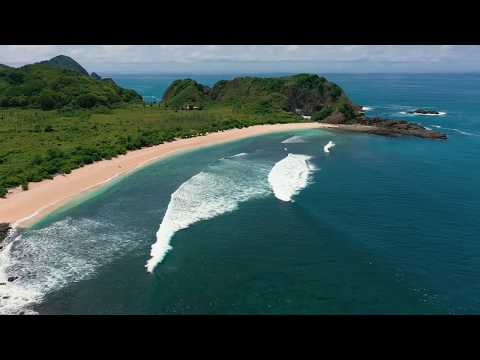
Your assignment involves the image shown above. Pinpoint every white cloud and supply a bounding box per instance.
[0,45,479,73]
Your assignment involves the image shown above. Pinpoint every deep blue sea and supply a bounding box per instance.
[1,73,480,314]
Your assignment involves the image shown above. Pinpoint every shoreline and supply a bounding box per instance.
[0,122,350,229]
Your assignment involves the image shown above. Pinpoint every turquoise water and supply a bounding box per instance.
[2,73,480,314]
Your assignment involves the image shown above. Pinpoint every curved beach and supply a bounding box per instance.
[0,122,345,228]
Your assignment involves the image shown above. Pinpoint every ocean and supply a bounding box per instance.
[1,73,480,314]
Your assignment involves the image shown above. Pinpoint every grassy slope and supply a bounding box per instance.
[0,104,302,196]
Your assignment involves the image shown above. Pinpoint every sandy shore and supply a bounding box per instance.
[0,122,356,228]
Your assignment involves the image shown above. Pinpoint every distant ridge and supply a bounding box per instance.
[36,55,89,76]
[0,55,142,109]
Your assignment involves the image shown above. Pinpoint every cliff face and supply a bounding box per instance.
[162,74,355,115]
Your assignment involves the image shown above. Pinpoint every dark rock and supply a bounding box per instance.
[323,111,347,124]
[90,72,102,80]
[0,223,11,245]
[7,276,18,282]
[102,78,117,86]
[357,117,447,139]
[407,108,440,115]
[0,283,6,286]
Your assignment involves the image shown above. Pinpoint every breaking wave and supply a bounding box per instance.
[362,106,374,111]
[430,125,480,137]
[146,157,271,273]
[230,153,248,158]
[281,136,306,144]
[324,141,336,153]
[0,218,140,315]
[399,111,447,116]
[268,154,315,202]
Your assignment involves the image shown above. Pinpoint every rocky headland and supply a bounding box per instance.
[163,74,448,140]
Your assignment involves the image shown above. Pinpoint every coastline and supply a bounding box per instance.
[0,122,351,229]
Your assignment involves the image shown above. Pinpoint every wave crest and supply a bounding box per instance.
[324,141,335,153]
[146,158,271,273]
[268,154,315,202]
[281,136,305,144]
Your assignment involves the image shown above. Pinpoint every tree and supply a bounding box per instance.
[77,94,99,108]
[312,106,334,121]
[338,103,356,121]
[38,90,57,110]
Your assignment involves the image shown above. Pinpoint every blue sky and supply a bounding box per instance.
[1,45,480,74]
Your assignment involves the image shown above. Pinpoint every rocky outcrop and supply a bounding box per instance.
[357,117,447,139]
[0,223,11,246]
[91,72,102,80]
[407,109,440,115]
[161,74,448,141]
[322,110,348,124]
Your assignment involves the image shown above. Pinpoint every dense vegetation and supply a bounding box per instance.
[0,105,301,197]
[0,56,142,110]
[162,79,211,109]
[162,73,356,117]
[0,57,360,197]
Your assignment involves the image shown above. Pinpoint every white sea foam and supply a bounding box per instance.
[430,125,480,137]
[281,136,306,144]
[268,154,314,202]
[399,111,447,116]
[0,218,139,315]
[362,106,374,111]
[146,157,271,272]
[324,141,336,153]
[230,153,248,158]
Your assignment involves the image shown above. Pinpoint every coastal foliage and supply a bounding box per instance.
[0,105,301,197]
[0,56,359,197]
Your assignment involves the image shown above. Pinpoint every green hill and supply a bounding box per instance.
[162,74,361,121]
[0,56,142,110]
[36,55,89,76]
[162,79,211,109]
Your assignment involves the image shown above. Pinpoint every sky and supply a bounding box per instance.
[1,45,480,74]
